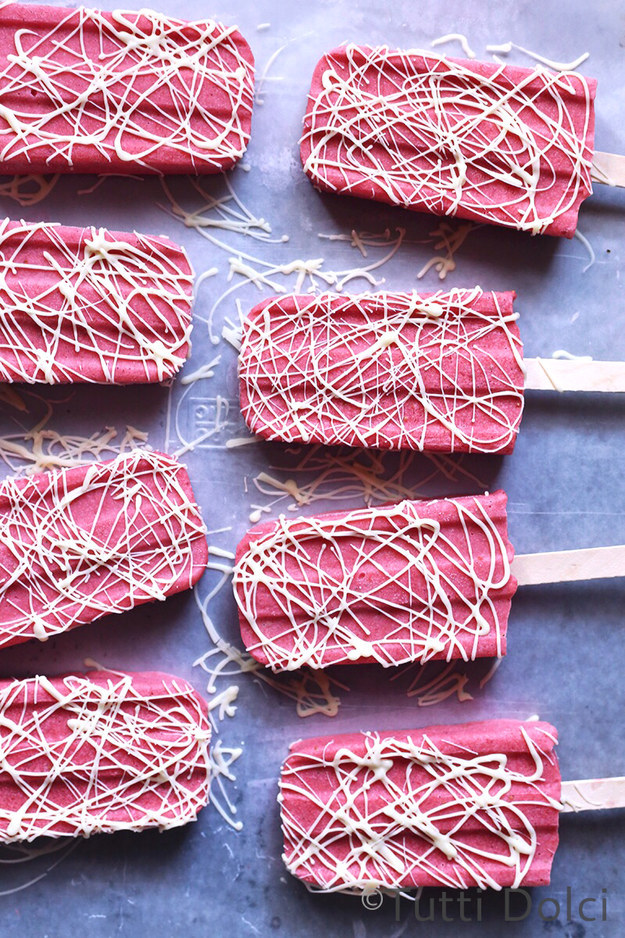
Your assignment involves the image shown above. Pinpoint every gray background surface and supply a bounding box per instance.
[0,0,624,935]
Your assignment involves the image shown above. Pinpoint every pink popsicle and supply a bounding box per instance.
[234,491,516,669]
[238,289,524,453]
[0,220,194,383]
[0,4,255,174]
[0,450,208,649]
[301,46,597,237]
[280,720,560,892]
[0,670,211,841]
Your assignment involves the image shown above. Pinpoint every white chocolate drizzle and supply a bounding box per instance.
[401,662,473,706]
[0,448,207,647]
[257,668,347,719]
[485,43,590,73]
[573,228,596,273]
[239,289,525,453]
[0,399,148,475]
[246,445,486,518]
[416,222,474,280]
[551,349,593,362]
[0,670,211,842]
[302,45,595,236]
[160,177,283,244]
[255,43,288,105]
[180,354,222,386]
[207,683,239,726]
[390,657,503,706]
[234,493,514,670]
[0,5,255,173]
[0,385,26,412]
[0,840,78,895]
[208,739,243,831]
[280,722,560,892]
[430,34,476,59]
[0,220,193,384]
[0,173,58,205]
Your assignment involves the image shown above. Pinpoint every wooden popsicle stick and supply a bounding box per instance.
[524,358,625,393]
[591,151,625,187]
[512,545,625,586]
[561,778,625,813]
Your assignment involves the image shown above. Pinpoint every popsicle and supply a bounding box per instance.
[0,670,211,842]
[280,720,561,891]
[301,46,599,237]
[234,490,625,670]
[0,220,194,384]
[235,491,514,669]
[0,450,208,649]
[0,4,255,174]
[238,289,625,455]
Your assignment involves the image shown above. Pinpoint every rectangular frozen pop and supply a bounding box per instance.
[0,670,211,842]
[234,491,516,670]
[280,720,561,892]
[301,46,597,237]
[0,450,208,649]
[0,220,193,383]
[236,490,625,671]
[239,289,525,454]
[0,3,255,174]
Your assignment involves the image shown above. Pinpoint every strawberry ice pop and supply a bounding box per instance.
[0,4,255,174]
[0,220,193,383]
[239,289,524,454]
[0,670,211,842]
[280,720,561,891]
[235,491,515,669]
[234,490,625,670]
[301,46,597,237]
[239,289,625,454]
[0,450,208,649]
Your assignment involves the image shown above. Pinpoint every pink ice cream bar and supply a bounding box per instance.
[234,491,516,670]
[0,4,255,174]
[0,450,208,649]
[280,720,560,892]
[0,220,193,384]
[0,670,211,842]
[239,289,524,454]
[301,46,597,237]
